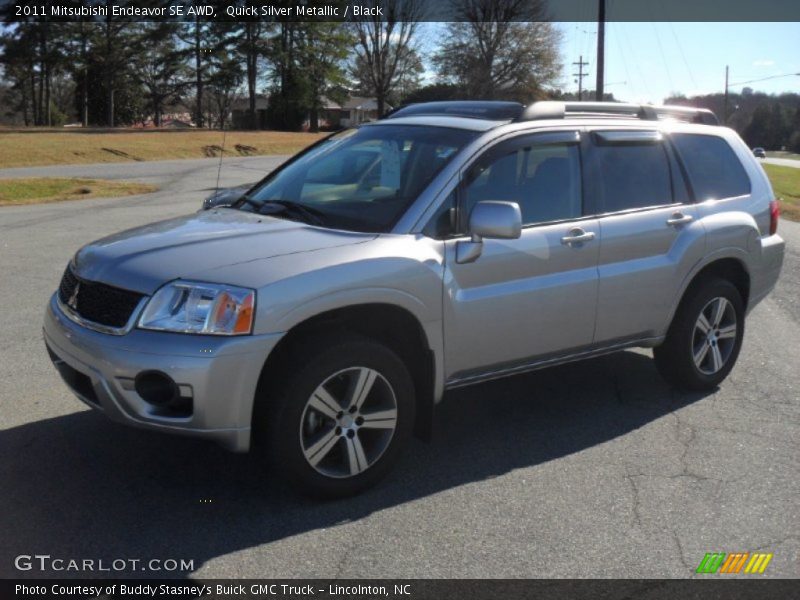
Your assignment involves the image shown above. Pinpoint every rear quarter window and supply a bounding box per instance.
[671,133,751,201]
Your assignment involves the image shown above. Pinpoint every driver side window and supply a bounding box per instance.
[462,139,583,227]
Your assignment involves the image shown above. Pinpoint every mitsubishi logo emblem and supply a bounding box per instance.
[67,282,80,311]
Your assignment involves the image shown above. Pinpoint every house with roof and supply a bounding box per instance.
[230,94,389,130]
[230,94,271,129]
[339,96,387,127]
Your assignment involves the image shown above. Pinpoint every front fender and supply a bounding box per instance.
[255,237,447,402]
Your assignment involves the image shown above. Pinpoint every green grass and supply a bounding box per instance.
[0,178,157,206]
[763,163,800,222]
[0,129,326,169]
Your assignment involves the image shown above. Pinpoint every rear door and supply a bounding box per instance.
[586,129,706,343]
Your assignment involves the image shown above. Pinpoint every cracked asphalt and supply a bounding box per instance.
[0,156,797,579]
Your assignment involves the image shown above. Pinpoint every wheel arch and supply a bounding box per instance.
[664,253,751,335]
[254,302,439,442]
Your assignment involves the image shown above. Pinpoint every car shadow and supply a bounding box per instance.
[0,350,711,578]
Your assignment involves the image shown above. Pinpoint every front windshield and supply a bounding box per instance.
[236,124,478,233]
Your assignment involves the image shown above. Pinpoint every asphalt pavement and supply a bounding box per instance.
[762,157,800,169]
[0,157,797,579]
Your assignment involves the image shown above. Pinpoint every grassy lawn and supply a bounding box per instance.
[0,178,157,206]
[0,129,326,169]
[763,163,800,222]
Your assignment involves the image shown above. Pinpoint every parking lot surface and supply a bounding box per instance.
[0,157,797,578]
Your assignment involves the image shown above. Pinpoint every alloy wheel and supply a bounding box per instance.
[299,366,398,478]
[691,296,738,375]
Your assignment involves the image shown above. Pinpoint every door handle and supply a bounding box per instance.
[666,212,693,227]
[561,228,596,245]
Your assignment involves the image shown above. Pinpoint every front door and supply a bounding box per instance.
[443,131,600,382]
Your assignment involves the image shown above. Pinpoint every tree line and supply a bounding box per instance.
[0,0,561,131]
[667,89,800,153]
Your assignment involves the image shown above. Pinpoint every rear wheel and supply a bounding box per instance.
[257,335,415,498]
[654,279,745,391]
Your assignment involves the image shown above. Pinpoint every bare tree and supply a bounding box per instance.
[136,23,190,127]
[204,55,243,129]
[434,0,561,101]
[352,0,424,117]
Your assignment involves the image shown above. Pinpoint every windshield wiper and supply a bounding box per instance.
[257,199,326,226]
[236,194,325,226]
[238,194,259,209]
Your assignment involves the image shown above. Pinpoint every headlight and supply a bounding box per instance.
[138,281,255,335]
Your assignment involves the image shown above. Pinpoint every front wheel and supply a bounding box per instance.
[257,335,415,498]
[654,279,745,391]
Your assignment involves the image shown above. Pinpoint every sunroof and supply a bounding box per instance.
[386,101,525,121]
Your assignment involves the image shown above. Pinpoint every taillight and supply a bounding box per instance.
[769,199,780,236]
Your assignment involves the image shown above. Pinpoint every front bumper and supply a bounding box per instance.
[43,293,282,452]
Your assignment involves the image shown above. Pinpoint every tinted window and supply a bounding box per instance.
[464,143,582,225]
[423,191,457,239]
[593,141,673,212]
[671,133,751,201]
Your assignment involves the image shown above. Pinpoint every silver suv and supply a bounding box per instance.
[44,101,785,497]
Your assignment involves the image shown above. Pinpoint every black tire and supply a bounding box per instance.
[654,278,745,391]
[255,334,415,498]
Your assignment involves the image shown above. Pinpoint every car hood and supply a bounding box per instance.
[72,209,376,294]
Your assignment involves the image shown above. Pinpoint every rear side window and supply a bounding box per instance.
[671,133,751,201]
[592,141,673,213]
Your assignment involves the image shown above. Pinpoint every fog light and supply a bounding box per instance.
[134,371,179,406]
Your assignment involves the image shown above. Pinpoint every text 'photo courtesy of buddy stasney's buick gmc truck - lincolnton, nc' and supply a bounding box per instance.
[44,100,785,498]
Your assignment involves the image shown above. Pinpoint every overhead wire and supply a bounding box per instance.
[650,22,676,93]
[667,22,699,91]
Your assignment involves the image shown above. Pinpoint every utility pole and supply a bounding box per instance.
[573,56,589,101]
[595,0,605,101]
[724,65,729,124]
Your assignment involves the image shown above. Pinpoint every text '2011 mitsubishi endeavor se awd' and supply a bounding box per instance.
[44,101,785,497]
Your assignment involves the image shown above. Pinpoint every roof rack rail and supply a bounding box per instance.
[385,101,525,121]
[516,101,719,126]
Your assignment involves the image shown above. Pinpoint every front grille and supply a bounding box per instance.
[58,266,144,329]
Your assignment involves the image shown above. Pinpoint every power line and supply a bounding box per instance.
[610,21,635,100]
[667,22,698,91]
[730,72,800,87]
[619,22,653,101]
[650,22,675,93]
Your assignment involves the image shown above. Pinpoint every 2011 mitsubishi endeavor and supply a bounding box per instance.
[44,101,785,497]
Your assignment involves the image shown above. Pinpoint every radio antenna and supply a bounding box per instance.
[214,89,243,194]
[214,115,228,194]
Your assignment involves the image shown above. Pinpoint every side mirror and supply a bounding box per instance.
[469,201,522,241]
[457,201,522,264]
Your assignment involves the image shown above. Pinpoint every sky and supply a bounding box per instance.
[419,21,800,105]
[560,22,800,103]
